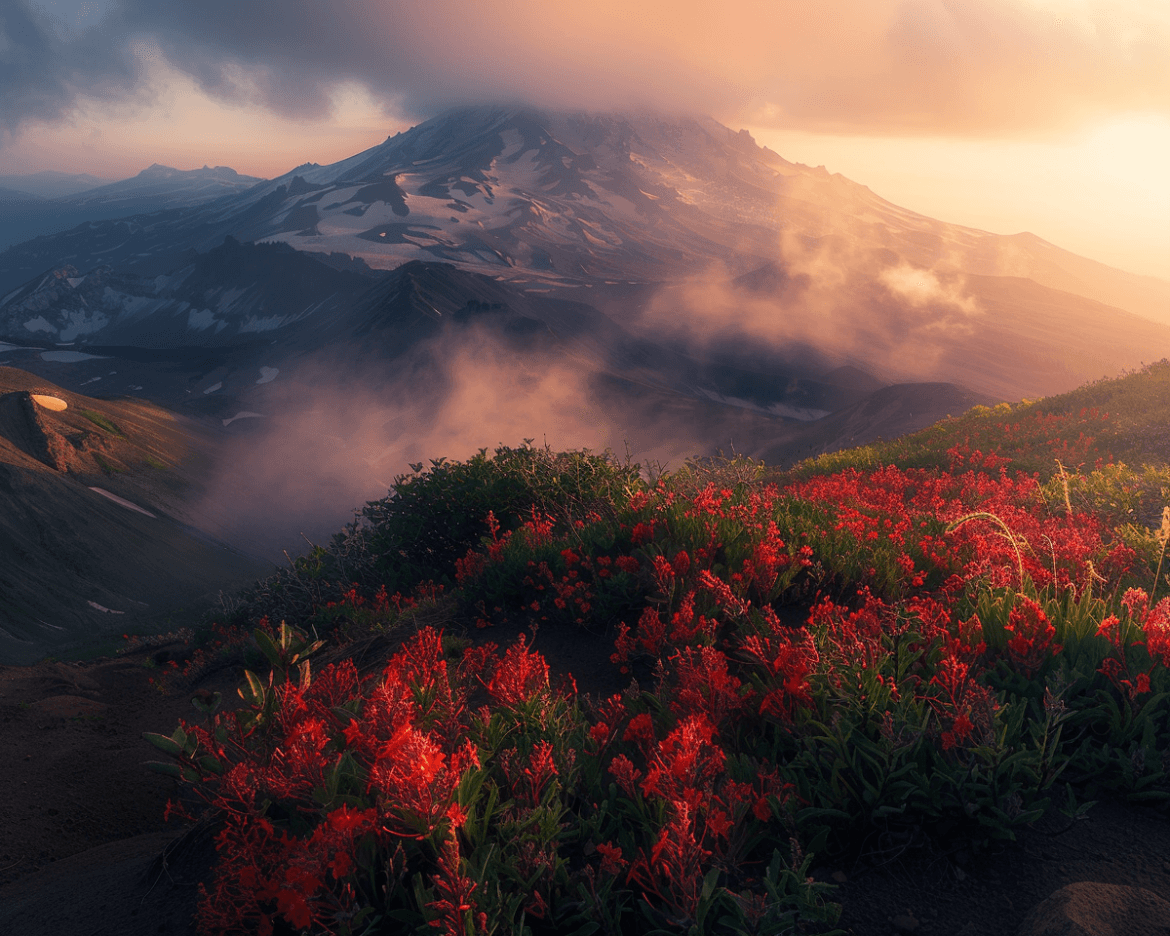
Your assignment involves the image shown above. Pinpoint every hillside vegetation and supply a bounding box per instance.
[145,362,1170,936]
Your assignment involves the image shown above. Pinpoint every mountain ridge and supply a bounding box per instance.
[2,106,1165,317]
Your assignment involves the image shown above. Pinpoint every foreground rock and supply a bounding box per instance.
[1017,881,1170,936]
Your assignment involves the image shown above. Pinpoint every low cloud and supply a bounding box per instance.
[4,0,1167,142]
[877,264,980,321]
[636,231,983,386]
[192,327,715,560]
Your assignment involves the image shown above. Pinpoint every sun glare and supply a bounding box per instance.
[749,114,1170,280]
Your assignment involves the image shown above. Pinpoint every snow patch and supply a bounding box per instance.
[255,367,279,385]
[695,389,830,422]
[59,309,111,341]
[88,486,157,518]
[87,601,125,615]
[223,411,265,426]
[24,316,55,334]
[239,315,287,333]
[766,402,832,421]
[40,350,107,362]
[203,381,223,394]
[30,394,67,411]
[187,307,219,331]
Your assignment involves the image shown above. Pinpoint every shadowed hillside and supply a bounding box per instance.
[0,367,269,663]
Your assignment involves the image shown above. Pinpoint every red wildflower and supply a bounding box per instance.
[614,554,641,575]
[486,635,550,706]
[595,841,627,875]
[623,712,656,750]
[1004,597,1060,678]
[609,754,643,797]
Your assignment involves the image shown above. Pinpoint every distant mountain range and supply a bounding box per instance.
[0,164,264,253]
[0,171,112,200]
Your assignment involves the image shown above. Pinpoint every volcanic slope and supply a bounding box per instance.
[1,106,1165,321]
[0,367,269,664]
[0,236,378,350]
[2,107,1167,404]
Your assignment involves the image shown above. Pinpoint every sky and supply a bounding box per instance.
[1,0,1167,279]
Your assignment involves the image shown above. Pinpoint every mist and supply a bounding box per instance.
[192,327,724,561]
[636,230,985,389]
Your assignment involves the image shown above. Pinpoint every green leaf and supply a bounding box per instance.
[254,629,284,671]
[795,806,852,824]
[241,669,266,707]
[191,692,222,716]
[142,731,183,757]
[1127,790,1170,803]
[198,755,223,775]
[144,760,183,777]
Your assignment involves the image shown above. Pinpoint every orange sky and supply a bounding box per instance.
[3,0,1168,279]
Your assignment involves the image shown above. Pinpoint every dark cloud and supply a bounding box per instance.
[0,0,144,133]
[3,1,1168,141]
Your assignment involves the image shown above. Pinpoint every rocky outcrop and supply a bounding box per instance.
[1017,882,1170,936]
[0,390,111,473]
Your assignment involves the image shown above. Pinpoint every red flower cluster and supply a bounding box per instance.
[172,627,580,934]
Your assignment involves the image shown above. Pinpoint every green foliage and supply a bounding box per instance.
[210,443,643,634]
[80,409,123,436]
[147,363,1170,935]
[91,452,122,474]
[361,442,644,592]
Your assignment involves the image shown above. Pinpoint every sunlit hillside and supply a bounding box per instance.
[135,361,1170,935]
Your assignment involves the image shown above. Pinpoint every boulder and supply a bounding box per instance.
[1017,881,1170,936]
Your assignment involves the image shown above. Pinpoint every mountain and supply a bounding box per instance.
[0,105,1166,588]
[62,164,263,210]
[0,164,264,255]
[0,187,47,205]
[0,171,112,199]
[0,107,1162,306]
[0,237,375,348]
[0,366,269,663]
[0,107,1165,400]
[0,246,884,418]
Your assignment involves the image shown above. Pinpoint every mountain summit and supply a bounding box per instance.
[220,106,1168,323]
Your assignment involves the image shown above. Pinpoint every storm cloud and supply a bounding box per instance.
[0,0,143,133]
[4,0,1168,139]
